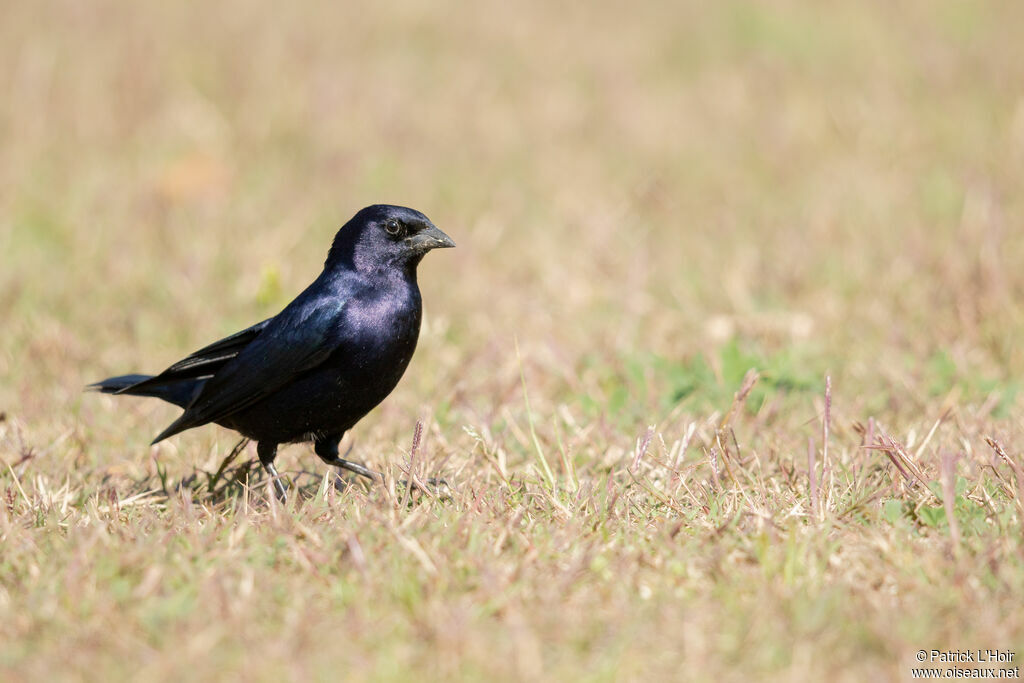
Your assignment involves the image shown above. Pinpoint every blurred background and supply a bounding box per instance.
[3,0,1024,461]
[3,1,1024,678]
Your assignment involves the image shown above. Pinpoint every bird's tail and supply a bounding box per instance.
[87,374,201,409]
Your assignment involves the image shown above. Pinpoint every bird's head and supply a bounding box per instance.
[325,204,455,274]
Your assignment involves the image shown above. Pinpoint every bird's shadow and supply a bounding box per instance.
[100,439,370,509]
[100,438,446,509]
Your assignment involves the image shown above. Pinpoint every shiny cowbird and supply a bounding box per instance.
[90,204,454,499]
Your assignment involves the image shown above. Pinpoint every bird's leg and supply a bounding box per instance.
[314,435,450,497]
[257,441,287,502]
[314,435,382,482]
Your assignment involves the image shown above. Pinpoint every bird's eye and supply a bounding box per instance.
[385,219,403,237]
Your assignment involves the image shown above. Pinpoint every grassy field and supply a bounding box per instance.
[3,0,1024,680]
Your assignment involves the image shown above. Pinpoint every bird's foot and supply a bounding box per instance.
[270,480,288,502]
[316,439,382,483]
[328,464,452,499]
[317,441,450,498]
[321,456,382,483]
[264,464,288,502]
[271,476,288,502]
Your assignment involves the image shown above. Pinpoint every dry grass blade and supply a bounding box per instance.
[866,430,938,499]
[985,437,1024,519]
[807,436,819,519]
[939,451,961,557]
[717,369,760,437]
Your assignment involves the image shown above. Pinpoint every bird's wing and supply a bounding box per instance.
[150,299,346,444]
[119,318,273,394]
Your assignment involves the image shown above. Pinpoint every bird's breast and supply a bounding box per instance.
[333,289,422,380]
[344,293,420,344]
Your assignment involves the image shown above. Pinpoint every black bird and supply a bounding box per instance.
[90,204,454,499]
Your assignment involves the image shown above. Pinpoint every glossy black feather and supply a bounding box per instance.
[117,318,272,393]
[89,374,201,408]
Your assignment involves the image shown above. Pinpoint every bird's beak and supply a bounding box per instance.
[407,225,456,253]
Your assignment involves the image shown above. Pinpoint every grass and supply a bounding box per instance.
[3,0,1024,680]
